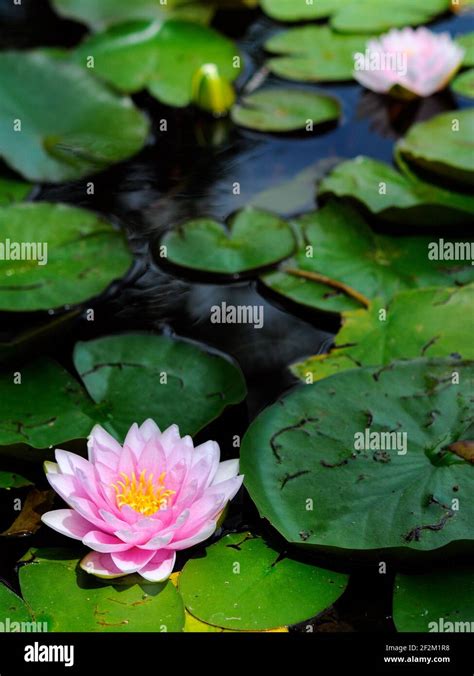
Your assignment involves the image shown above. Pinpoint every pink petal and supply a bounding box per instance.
[41,509,93,540]
[80,551,125,579]
[82,530,132,553]
[123,423,145,459]
[170,520,217,550]
[139,550,176,582]
[55,449,91,477]
[87,424,122,465]
[111,548,155,573]
[212,459,239,485]
[139,419,161,442]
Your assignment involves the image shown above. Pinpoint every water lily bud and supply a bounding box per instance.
[191,63,236,117]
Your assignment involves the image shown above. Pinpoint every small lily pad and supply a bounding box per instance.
[265,26,369,83]
[179,533,349,630]
[259,0,339,22]
[18,548,185,631]
[0,51,149,183]
[318,157,474,226]
[330,0,450,34]
[0,583,32,625]
[0,202,133,312]
[395,109,474,188]
[457,32,474,66]
[291,285,474,382]
[231,88,341,132]
[0,177,32,206]
[0,471,33,490]
[393,569,474,632]
[452,68,474,98]
[160,208,296,275]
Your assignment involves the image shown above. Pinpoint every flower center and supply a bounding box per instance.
[112,470,175,516]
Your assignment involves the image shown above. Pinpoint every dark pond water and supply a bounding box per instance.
[0,0,473,632]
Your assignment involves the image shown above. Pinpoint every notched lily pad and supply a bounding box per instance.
[179,532,349,630]
[241,358,474,553]
[330,0,450,34]
[231,88,341,132]
[0,471,33,490]
[0,202,133,312]
[160,207,296,275]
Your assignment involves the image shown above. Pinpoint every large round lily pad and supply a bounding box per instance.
[0,51,149,183]
[160,208,295,275]
[318,157,474,226]
[393,569,474,632]
[265,27,369,83]
[231,88,341,132]
[330,0,450,34]
[0,176,32,206]
[261,202,474,315]
[241,358,474,553]
[259,0,338,22]
[73,333,247,440]
[0,583,31,625]
[74,20,240,107]
[395,109,474,188]
[291,284,474,382]
[179,533,349,630]
[17,548,185,631]
[0,202,133,312]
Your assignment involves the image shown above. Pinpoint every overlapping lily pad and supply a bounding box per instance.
[291,285,474,382]
[179,533,349,629]
[0,51,149,183]
[318,157,474,226]
[259,0,338,22]
[0,333,246,454]
[393,569,474,632]
[51,0,214,31]
[0,177,32,206]
[0,583,31,625]
[241,358,474,552]
[457,32,474,66]
[160,208,295,275]
[261,202,474,315]
[74,20,240,107]
[15,548,185,631]
[265,27,368,83]
[0,202,133,312]
[453,69,474,98]
[330,0,450,34]
[0,471,33,490]
[231,88,341,132]
[395,109,474,188]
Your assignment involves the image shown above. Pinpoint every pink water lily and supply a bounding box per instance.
[41,421,243,581]
[353,27,465,99]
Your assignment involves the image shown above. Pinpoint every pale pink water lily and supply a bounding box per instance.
[353,27,465,99]
[41,421,243,581]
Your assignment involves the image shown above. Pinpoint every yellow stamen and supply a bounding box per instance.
[112,469,175,516]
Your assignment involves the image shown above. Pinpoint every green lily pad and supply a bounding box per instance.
[74,20,240,107]
[393,569,474,632]
[179,533,349,630]
[241,358,474,553]
[160,208,295,275]
[0,583,32,626]
[0,51,149,183]
[319,157,474,226]
[73,333,247,440]
[261,201,474,315]
[231,88,341,132]
[259,0,339,22]
[18,548,184,631]
[0,471,33,489]
[452,68,474,98]
[0,177,32,206]
[0,202,133,312]
[395,109,474,188]
[265,27,369,83]
[291,285,474,382]
[51,0,214,31]
[457,32,474,67]
[330,0,450,34]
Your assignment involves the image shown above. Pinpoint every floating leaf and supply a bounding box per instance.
[73,333,247,440]
[319,157,474,226]
[18,548,185,631]
[331,0,450,34]
[395,109,474,188]
[393,569,474,632]
[51,0,214,31]
[1,489,54,537]
[0,471,33,490]
[452,68,474,98]
[231,88,341,132]
[160,208,295,275]
[0,177,32,207]
[179,533,348,629]
[259,0,338,21]
[265,26,369,83]
[0,51,149,183]
[241,358,474,552]
[457,32,474,66]
[0,583,31,625]
[291,285,474,382]
[261,202,474,315]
